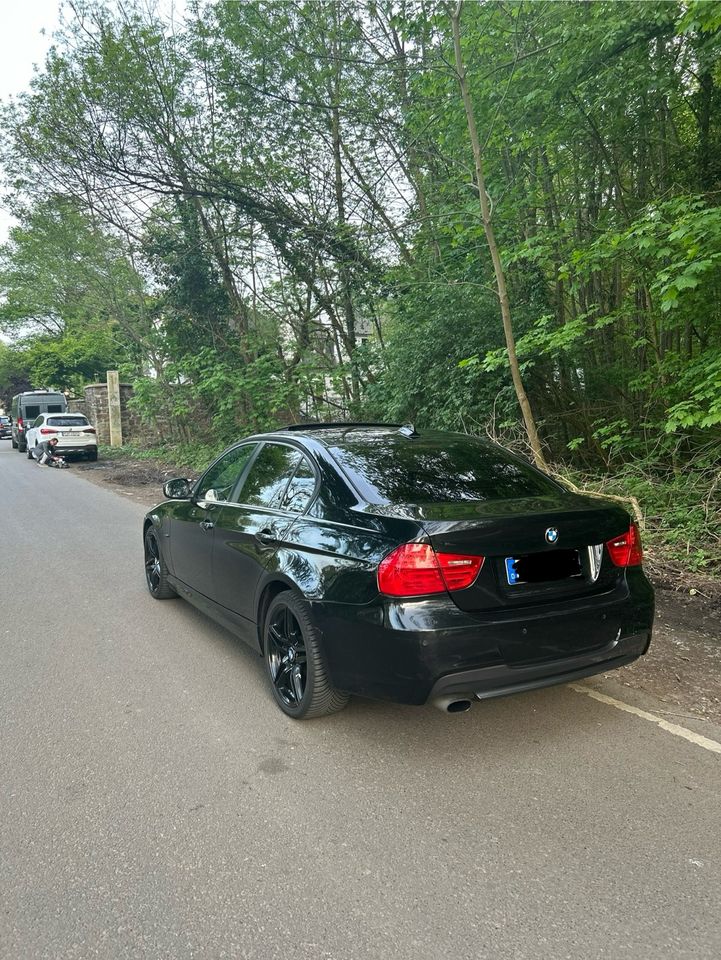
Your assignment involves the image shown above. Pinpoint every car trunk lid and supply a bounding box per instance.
[415,494,631,663]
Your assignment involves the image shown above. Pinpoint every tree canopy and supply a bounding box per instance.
[0,0,719,486]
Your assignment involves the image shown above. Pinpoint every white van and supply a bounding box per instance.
[10,391,68,452]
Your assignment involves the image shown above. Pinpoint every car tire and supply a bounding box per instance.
[144,527,177,600]
[27,446,34,459]
[11,438,17,449]
[17,443,26,453]
[263,592,349,720]
[86,450,98,462]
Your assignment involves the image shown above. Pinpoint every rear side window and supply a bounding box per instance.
[235,443,301,509]
[47,417,89,427]
[282,456,317,513]
[328,434,560,504]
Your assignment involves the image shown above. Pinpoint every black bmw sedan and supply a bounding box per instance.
[143,424,654,719]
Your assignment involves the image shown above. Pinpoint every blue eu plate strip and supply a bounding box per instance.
[505,557,521,585]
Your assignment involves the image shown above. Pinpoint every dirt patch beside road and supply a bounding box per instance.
[73,451,721,724]
[604,591,721,724]
[74,454,198,507]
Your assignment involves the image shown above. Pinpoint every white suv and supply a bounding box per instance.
[26,413,98,461]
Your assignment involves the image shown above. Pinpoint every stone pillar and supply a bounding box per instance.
[107,370,123,447]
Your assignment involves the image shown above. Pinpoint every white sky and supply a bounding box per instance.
[0,0,61,242]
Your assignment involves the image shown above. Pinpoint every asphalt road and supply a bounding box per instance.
[1,441,720,960]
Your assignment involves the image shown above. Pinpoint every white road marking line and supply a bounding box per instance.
[568,683,721,756]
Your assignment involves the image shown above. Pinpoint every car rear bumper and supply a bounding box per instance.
[311,568,654,705]
[55,442,97,453]
[428,632,648,702]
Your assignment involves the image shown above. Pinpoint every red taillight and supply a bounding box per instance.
[39,427,58,435]
[17,417,23,428]
[83,427,96,434]
[440,553,485,590]
[606,523,643,567]
[377,543,484,597]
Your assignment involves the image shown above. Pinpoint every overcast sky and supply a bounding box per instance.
[0,0,61,242]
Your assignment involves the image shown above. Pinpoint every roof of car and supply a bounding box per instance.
[15,390,66,397]
[260,424,418,449]
[282,421,401,432]
[254,423,500,454]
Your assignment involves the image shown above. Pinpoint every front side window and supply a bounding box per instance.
[196,444,257,502]
[282,456,317,513]
[235,443,302,509]
[32,417,44,428]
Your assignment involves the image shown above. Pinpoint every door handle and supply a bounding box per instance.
[255,528,277,546]
[200,520,214,532]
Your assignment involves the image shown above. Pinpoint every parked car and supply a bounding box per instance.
[10,390,68,452]
[0,416,12,439]
[25,413,98,461]
[143,424,654,720]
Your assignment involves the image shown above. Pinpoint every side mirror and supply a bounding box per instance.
[163,477,193,500]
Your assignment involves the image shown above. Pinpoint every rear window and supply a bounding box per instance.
[21,395,67,419]
[328,434,561,504]
[46,416,89,427]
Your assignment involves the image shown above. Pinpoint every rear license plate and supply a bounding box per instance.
[505,550,582,586]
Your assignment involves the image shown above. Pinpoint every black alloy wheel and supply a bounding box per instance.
[263,592,349,720]
[267,605,307,707]
[144,528,177,599]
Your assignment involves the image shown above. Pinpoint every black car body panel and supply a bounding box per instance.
[144,426,654,708]
[309,568,653,704]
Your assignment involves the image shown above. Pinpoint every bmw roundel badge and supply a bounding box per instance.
[545,526,559,544]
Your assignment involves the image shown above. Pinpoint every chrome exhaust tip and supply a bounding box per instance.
[433,696,473,714]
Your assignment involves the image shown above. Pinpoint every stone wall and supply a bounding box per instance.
[67,398,88,418]
[81,382,160,446]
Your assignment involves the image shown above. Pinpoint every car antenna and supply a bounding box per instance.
[398,423,418,438]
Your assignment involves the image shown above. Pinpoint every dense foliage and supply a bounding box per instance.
[0,0,720,569]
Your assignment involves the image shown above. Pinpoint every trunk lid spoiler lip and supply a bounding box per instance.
[359,493,629,532]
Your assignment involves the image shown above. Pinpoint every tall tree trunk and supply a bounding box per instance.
[330,4,360,404]
[450,1,547,469]
[697,65,714,191]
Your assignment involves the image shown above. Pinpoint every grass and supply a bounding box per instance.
[559,460,721,581]
[99,441,217,474]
